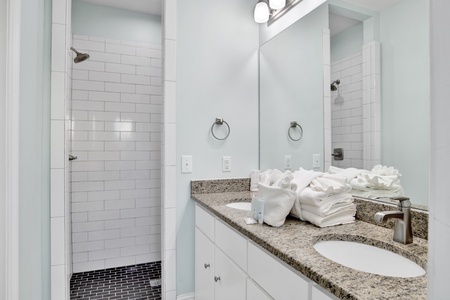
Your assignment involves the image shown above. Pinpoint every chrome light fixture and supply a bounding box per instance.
[254,0,270,23]
[269,0,286,10]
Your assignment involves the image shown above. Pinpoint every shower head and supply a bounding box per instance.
[331,79,340,91]
[70,47,90,63]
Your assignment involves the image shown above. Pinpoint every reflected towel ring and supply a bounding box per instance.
[288,121,303,141]
[211,118,231,140]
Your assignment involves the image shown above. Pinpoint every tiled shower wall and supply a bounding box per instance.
[70,34,162,273]
[330,51,363,169]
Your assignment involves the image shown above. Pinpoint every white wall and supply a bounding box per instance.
[330,23,363,63]
[176,0,259,295]
[429,0,450,297]
[19,0,52,298]
[330,51,363,169]
[0,0,7,296]
[72,0,161,44]
[70,35,162,273]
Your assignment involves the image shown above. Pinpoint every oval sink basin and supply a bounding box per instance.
[225,202,251,211]
[313,240,425,278]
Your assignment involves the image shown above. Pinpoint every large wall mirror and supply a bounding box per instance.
[259,0,429,207]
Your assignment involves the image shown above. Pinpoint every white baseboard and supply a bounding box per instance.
[177,292,195,300]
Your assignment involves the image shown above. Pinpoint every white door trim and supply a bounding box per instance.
[4,0,21,299]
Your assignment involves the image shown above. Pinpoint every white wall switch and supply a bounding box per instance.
[222,156,231,172]
[313,154,321,168]
[284,155,292,169]
[181,155,193,173]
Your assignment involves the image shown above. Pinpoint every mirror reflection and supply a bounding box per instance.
[259,0,429,207]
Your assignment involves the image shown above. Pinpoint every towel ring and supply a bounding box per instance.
[288,121,303,141]
[211,118,230,140]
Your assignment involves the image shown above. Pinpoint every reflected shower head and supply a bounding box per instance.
[331,79,340,91]
[70,47,90,63]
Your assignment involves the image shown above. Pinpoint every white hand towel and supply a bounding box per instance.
[274,170,294,188]
[301,209,356,228]
[269,169,284,186]
[297,188,353,207]
[259,169,273,186]
[290,168,322,193]
[310,175,350,194]
[328,166,366,182]
[258,183,297,227]
[301,202,356,217]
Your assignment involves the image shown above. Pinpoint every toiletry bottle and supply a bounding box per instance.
[251,194,258,220]
[257,198,265,224]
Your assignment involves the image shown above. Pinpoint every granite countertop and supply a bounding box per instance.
[192,191,428,300]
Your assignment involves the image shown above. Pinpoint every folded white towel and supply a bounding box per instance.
[301,209,355,228]
[258,183,297,227]
[328,166,365,182]
[274,170,294,188]
[301,202,356,217]
[297,187,353,207]
[290,168,322,193]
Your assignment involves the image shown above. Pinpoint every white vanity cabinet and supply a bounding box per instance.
[195,205,247,300]
[195,204,339,300]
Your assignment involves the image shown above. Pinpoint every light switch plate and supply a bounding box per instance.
[181,155,193,173]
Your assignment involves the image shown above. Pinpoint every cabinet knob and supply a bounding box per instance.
[204,263,210,269]
[214,276,221,282]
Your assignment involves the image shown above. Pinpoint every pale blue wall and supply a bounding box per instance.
[330,23,363,62]
[19,0,51,298]
[176,0,259,294]
[380,0,429,205]
[72,0,161,44]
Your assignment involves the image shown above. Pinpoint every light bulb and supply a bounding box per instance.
[269,0,286,10]
[254,1,270,23]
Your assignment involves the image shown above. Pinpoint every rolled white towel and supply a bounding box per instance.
[290,168,322,193]
[258,183,297,227]
[301,209,356,228]
[273,170,294,188]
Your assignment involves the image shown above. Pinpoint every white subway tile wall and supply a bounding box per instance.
[331,51,363,169]
[71,34,162,273]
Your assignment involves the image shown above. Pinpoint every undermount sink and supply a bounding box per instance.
[313,240,426,278]
[225,202,251,211]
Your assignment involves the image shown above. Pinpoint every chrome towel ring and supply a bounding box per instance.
[288,121,303,141]
[211,118,230,140]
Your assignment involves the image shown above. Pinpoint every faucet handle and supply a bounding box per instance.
[390,196,411,208]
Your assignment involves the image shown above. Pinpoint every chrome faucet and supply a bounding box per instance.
[373,197,413,244]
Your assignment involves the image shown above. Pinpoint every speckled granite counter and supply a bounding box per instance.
[191,189,428,300]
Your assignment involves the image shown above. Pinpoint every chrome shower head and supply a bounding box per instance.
[70,47,90,63]
[331,79,340,91]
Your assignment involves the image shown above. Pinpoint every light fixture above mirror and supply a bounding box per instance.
[254,0,303,25]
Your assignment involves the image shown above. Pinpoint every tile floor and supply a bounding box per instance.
[70,261,161,300]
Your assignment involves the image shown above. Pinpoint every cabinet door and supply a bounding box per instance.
[195,228,215,300]
[214,247,247,300]
[312,284,339,300]
[247,278,273,300]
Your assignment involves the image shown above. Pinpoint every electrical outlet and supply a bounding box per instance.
[223,156,231,172]
[284,155,292,169]
[181,155,193,173]
[313,154,321,168]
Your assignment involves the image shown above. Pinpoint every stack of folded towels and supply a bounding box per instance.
[328,165,404,199]
[258,168,356,228]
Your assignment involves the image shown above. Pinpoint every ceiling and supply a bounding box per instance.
[80,0,162,16]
